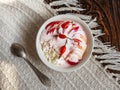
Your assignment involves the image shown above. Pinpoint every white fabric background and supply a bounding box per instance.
[0,0,120,90]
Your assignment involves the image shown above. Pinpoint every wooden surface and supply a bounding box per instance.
[79,0,120,51]
[45,0,120,51]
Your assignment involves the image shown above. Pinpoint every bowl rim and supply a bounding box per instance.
[36,14,94,72]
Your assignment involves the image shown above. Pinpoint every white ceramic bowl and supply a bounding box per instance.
[36,15,93,72]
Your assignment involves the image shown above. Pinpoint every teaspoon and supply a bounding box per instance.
[10,43,51,87]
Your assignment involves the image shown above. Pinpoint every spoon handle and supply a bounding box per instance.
[24,58,51,87]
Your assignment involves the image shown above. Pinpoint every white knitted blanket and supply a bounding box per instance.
[0,0,120,90]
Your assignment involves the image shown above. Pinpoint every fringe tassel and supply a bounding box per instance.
[44,0,120,85]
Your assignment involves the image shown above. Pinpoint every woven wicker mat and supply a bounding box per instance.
[0,0,120,90]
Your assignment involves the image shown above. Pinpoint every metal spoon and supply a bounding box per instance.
[10,43,51,87]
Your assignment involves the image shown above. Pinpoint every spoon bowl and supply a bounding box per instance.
[11,43,26,58]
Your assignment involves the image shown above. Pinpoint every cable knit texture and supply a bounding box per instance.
[0,0,120,90]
